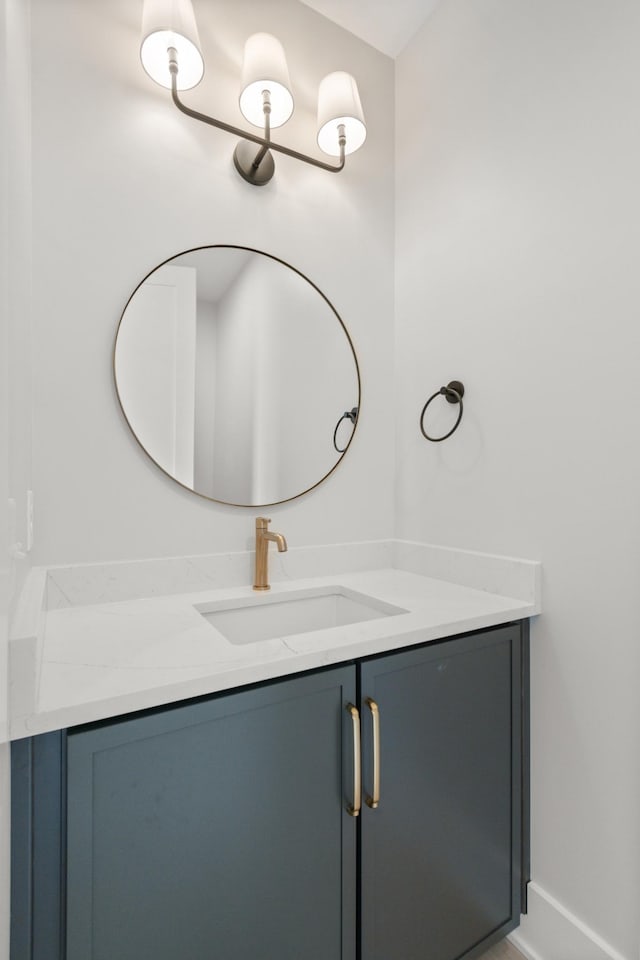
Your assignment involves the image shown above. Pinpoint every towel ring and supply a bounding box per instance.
[419,380,465,442]
[333,407,358,453]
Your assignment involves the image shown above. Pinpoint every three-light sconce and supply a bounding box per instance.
[140,0,367,185]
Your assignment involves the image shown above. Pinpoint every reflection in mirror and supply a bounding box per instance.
[114,246,360,506]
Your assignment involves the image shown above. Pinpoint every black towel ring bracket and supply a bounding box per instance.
[333,407,358,453]
[419,380,465,442]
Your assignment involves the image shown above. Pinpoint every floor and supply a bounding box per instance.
[479,940,527,960]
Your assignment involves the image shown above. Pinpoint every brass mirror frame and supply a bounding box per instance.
[113,244,361,508]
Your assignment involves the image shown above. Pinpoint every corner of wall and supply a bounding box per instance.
[511,883,631,960]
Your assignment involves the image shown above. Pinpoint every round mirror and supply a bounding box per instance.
[114,246,360,506]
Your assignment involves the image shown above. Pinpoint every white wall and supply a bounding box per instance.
[0,4,9,954]
[29,0,395,564]
[395,2,640,958]
[1,0,33,956]
[1,0,10,747]
[4,0,32,591]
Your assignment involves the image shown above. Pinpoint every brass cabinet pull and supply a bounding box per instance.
[365,698,381,809]
[346,704,361,817]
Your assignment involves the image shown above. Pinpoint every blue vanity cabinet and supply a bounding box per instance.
[12,666,357,960]
[11,623,529,960]
[360,624,527,960]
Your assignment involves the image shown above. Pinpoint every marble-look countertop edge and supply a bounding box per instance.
[9,571,537,741]
[7,543,541,743]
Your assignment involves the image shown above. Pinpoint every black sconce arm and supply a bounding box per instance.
[169,71,346,175]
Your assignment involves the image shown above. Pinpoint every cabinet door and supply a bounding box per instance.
[359,626,522,960]
[66,666,356,960]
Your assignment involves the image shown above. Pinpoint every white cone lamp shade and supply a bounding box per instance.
[239,33,294,129]
[140,0,204,91]
[317,72,366,157]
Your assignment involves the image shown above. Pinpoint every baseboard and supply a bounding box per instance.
[509,882,630,960]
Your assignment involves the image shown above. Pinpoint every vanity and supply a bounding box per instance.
[9,246,539,959]
[9,543,538,960]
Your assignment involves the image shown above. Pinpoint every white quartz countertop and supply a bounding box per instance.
[9,541,541,740]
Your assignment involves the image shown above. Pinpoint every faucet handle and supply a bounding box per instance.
[256,516,271,529]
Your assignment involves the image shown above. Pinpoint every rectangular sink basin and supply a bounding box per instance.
[195,586,408,646]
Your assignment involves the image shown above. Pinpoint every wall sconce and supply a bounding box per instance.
[140,0,367,185]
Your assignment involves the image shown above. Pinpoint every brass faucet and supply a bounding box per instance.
[253,517,288,591]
